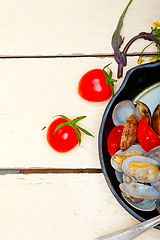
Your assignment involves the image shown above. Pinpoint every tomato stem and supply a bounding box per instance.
[103,63,117,96]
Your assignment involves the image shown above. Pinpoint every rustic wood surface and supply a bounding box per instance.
[0,0,160,239]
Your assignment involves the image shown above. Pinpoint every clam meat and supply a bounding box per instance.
[111,144,146,172]
[122,155,160,183]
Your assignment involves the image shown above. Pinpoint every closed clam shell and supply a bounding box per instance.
[111,144,146,172]
[112,100,135,126]
[120,115,138,151]
[122,155,160,183]
[135,101,151,124]
[120,182,160,199]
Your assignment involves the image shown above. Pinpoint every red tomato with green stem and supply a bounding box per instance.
[47,115,94,153]
[107,125,124,156]
[78,63,117,102]
[138,117,160,152]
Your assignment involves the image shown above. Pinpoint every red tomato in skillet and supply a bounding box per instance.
[46,115,93,153]
[78,64,116,102]
[107,125,124,156]
[138,117,160,152]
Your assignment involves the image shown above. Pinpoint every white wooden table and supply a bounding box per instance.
[0,0,159,239]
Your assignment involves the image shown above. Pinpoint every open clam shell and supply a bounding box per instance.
[111,144,146,172]
[121,192,156,211]
[112,100,135,126]
[151,180,160,192]
[145,146,160,163]
[122,155,160,183]
[120,182,160,199]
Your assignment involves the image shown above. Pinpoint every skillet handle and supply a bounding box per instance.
[96,215,160,240]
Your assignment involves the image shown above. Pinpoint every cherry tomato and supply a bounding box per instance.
[138,117,160,152]
[47,117,80,153]
[78,64,116,102]
[46,115,93,153]
[107,125,124,156]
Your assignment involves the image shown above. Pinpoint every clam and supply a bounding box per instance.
[121,191,144,203]
[112,100,135,126]
[121,192,156,211]
[122,155,160,183]
[120,182,160,199]
[120,115,138,151]
[151,180,160,192]
[111,144,146,172]
[145,146,160,163]
[134,101,151,124]
[156,198,160,214]
[115,170,123,183]
[152,104,160,139]
[123,173,132,183]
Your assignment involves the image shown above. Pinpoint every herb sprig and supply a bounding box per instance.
[112,0,160,78]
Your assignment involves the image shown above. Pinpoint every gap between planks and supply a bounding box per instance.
[0,52,157,59]
[0,168,103,175]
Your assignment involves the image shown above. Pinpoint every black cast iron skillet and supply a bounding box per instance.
[98,60,160,229]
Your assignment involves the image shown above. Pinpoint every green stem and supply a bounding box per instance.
[140,42,154,57]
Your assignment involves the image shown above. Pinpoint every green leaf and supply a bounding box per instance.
[76,125,94,137]
[103,70,110,84]
[110,79,117,83]
[73,127,82,145]
[54,122,71,133]
[103,63,112,70]
[110,84,114,97]
[72,116,87,125]
[111,0,133,50]
[56,115,71,123]
[109,69,112,79]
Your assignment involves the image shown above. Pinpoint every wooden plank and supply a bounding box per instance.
[0,56,148,168]
[0,173,159,240]
[0,0,159,56]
